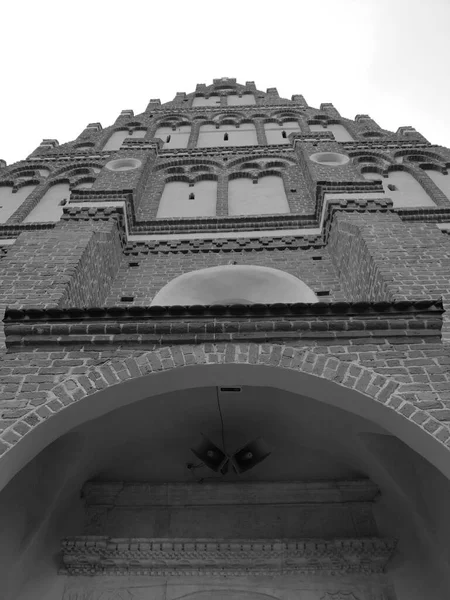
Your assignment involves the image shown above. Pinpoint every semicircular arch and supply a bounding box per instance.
[1,343,449,492]
[151,265,317,306]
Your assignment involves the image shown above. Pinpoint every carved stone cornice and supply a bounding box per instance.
[61,536,396,577]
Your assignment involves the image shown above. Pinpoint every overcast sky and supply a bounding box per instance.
[1,0,449,165]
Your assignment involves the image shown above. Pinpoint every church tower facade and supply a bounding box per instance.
[1,79,450,599]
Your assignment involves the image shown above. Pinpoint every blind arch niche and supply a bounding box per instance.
[157,180,217,218]
[362,171,435,207]
[0,184,37,223]
[24,183,69,222]
[151,265,318,306]
[228,175,290,216]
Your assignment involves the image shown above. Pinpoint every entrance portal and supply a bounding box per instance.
[2,374,450,600]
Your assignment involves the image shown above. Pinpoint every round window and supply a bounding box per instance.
[105,158,142,172]
[309,152,350,166]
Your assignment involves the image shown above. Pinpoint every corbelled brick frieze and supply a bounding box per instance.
[61,536,396,577]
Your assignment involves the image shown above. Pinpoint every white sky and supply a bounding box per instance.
[1,0,449,165]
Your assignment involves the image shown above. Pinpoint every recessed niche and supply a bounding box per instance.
[105,158,142,172]
[309,152,350,166]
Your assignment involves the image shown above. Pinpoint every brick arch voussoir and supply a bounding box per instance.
[1,343,449,468]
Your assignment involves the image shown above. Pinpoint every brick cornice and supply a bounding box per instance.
[4,300,442,348]
[5,299,442,321]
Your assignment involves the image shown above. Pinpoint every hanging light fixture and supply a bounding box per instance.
[189,388,272,476]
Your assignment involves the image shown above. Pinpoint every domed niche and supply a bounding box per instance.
[150,265,319,305]
[309,152,350,166]
[105,157,142,172]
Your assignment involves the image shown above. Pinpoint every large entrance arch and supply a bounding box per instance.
[1,343,449,492]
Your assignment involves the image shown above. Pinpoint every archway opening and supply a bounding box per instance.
[1,363,450,600]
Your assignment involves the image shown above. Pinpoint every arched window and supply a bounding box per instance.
[0,184,37,223]
[150,265,318,306]
[156,180,217,218]
[264,121,300,145]
[309,123,354,142]
[362,171,435,208]
[102,129,146,151]
[155,126,191,149]
[227,94,256,106]
[423,170,450,200]
[197,124,257,148]
[24,183,70,222]
[192,95,221,107]
[228,175,290,216]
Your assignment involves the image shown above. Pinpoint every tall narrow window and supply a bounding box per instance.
[362,172,435,208]
[0,184,37,223]
[228,176,290,216]
[157,181,217,218]
[155,126,191,149]
[24,183,70,222]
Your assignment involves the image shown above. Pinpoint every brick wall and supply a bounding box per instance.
[0,220,122,346]
[58,221,122,308]
[329,212,450,302]
[105,248,344,305]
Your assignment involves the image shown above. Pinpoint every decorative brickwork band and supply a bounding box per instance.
[61,535,396,576]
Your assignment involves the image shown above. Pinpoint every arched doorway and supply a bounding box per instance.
[1,352,450,600]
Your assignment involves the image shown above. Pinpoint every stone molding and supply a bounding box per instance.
[61,536,396,577]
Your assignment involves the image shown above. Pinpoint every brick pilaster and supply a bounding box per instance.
[254,119,267,146]
[188,121,201,149]
[216,173,228,216]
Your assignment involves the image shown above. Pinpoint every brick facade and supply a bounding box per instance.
[1,77,450,488]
